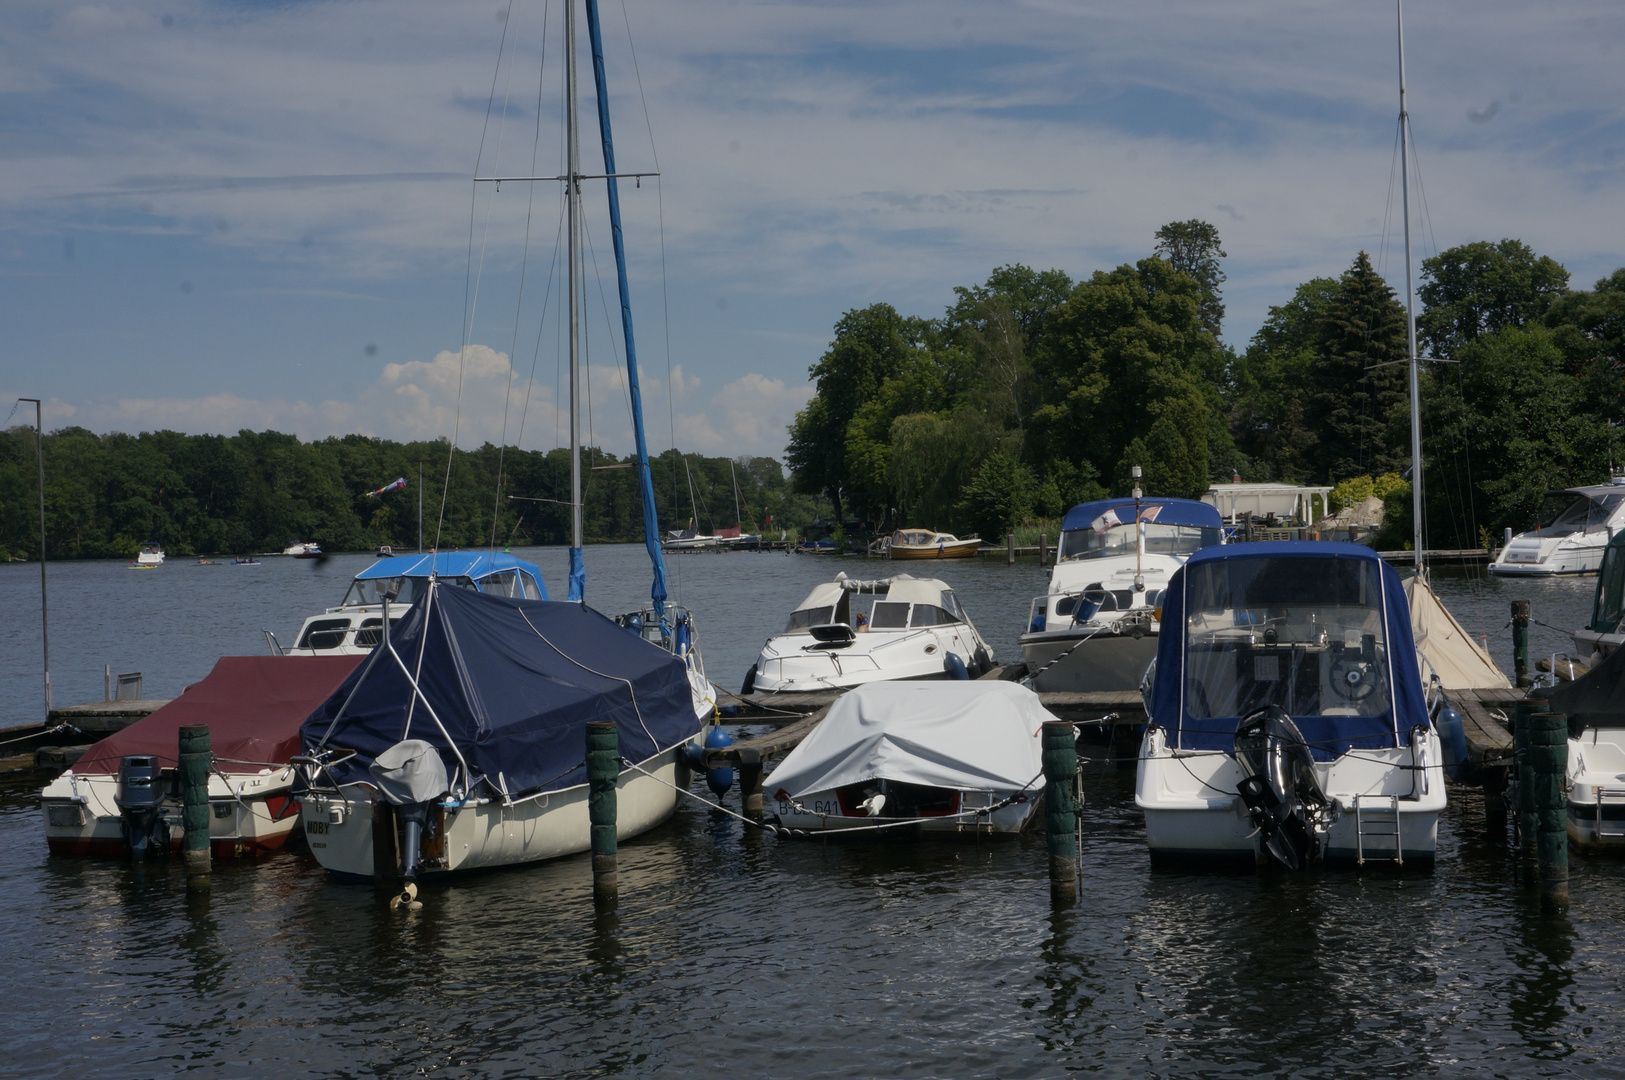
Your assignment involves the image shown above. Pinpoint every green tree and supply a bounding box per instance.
[957,449,1031,542]
[1418,239,1569,359]
[1233,277,1339,481]
[1120,392,1210,499]
[1153,219,1227,336]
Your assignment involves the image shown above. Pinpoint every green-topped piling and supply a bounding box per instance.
[1530,710,1570,907]
[178,724,211,884]
[1042,720,1079,904]
[586,721,619,905]
[1511,600,1531,688]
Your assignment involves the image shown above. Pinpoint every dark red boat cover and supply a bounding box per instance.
[75,655,364,775]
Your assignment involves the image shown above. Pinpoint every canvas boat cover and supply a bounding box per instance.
[1149,541,1428,760]
[1061,497,1222,533]
[301,583,701,798]
[765,681,1054,799]
[1544,643,1625,729]
[1406,576,1511,691]
[75,655,364,775]
[790,573,953,613]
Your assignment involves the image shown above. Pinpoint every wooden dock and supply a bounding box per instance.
[1378,549,1491,564]
[0,698,169,772]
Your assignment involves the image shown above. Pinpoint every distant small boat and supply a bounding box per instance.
[376,545,394,558]
[887,529,981,560]
[195,558,218,566]
[232,556,262,566]
[135,541,165,566]
[662,528,717,552]
[283,541,322,558]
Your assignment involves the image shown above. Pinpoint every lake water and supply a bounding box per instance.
[2,547,1622,1079]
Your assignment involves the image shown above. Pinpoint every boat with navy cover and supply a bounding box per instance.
[1019,496,1224,692]
[1135,541,1446,868]
[40,655,362,858]
[766,681,1049,835]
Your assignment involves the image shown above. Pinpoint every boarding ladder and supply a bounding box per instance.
[1353,794,1403,866]
[1593,786,1625,841]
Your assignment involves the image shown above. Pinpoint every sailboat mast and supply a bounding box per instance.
[565,0,586,598]
[1398,0,1424,577]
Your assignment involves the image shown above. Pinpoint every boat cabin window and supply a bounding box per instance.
[785,606,835,633]
[352,617,403,648]
[1182,557,1389,721]
[1593,543,1625,633]
[478,571,520,597]
[298,618,352,651]
[941,591,962,618]
[909,604,960,627]
[343,575,433,608]
[1533,493,1624,537]
[870,602,911,629]
[1059,523,1221,561]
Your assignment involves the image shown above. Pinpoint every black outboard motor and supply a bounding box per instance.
[370,739,450,910]
[115,755,168,858]
[1234,705,1330,870]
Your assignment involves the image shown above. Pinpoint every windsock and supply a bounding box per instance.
[364,477,407,499]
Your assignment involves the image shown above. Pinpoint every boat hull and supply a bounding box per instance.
[41,768,302,859]
[300,747,690,878]
[772,786,1039,835]
[1567,729,1625,849]
[889,541,980,560]
[1019,630,1158,692]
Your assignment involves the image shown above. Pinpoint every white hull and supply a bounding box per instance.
[300,747,689,878]
[41,766,301,858]
[772,786,1038,835]
[753,625,988,693]
[1135,726,1445,866]
[1567,727,1625,849]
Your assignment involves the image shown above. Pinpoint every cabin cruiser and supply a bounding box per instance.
[1489,483,1625,576]
[887,529,981,560]
[275,551,546,656]
[284,541,322,558]
[41,655,361,858]
[1136,542,1446,868]
[767,681,1049,835]
[744,573,993,694]
[1570,530,1625,663]
[1019,496,1224,692]
[135,541,165,566]
[1545,644,1625,850]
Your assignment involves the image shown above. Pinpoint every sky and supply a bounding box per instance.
[2,0,1623,462]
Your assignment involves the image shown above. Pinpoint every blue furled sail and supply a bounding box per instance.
[584,0,669,617]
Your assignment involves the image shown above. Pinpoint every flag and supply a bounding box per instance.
[364,477,407,499]
[1090,508,1123,534]
[1137,504,1163,523]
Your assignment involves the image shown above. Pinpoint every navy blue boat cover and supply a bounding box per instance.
[1149,541,1428,760]
[301,583,700,797]
[1060,497,1222,533]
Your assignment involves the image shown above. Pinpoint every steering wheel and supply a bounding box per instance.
[1329,654,1378,702]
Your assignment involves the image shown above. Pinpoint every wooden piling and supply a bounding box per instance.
[586,720,619,904]
[1530,710,1570,908]
[1007,532,1015,565]
[1042,720,1078,904]
[1511,600,1531,688]
[1513,699,1545,871]
[178,724,211,883]
[737,747,764,817]
[1039,533,1048,567]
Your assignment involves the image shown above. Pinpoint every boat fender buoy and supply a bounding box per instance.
[973,646,992,678]
[1436,705,1469,781]
[943,652,970,680]
[625,613,644,636]
[680,738,706,772]
[740,664,757,696]
[703,725,734,795]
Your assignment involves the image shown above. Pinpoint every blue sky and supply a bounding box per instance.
[3,0,1623,460]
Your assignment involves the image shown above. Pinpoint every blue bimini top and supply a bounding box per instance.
[1147,541,1428,760]
[1060,497,1223,533]
[301,583,700,798]
[346,552,547,605]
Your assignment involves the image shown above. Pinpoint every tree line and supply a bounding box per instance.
[787,224,1625,547]
[0,426,813,560]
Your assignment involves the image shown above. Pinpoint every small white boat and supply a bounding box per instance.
[886,529,982,560]
[277,551,545,656]
[662,528,717,552]
[134,541,165,566]
[1489,482,1625,576]
[1548,576,1625,850]
[284,541,323,558]
[1019,496,1224,692]
[40,655,362,858]
[767,681,1049,835]
[1135,542,1446,868]
[744,572,993,694]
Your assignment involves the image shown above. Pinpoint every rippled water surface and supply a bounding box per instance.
[3,547,1623,1079]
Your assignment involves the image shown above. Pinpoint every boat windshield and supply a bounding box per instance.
[342,575,474,607]
[784,606,835,633]
[1060,523,1221,561]
[1532,493,1624,537]
[1181,556,1389,721]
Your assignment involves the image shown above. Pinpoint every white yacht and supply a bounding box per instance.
[275,551,545,656]
[744,573,993,694]
[134,541,164,566]
[1489,482,1625,576]
[1135,542,1445,868]
[1019,495,1224,692]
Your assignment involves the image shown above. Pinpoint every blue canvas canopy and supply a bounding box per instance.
[355,551,546,597]
[1060,497,1222,533]
[301,583,699,797]
[1148,541,1428,760]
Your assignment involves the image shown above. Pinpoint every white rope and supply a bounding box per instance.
[516,607,660,749]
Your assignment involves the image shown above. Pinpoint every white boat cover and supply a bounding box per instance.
[790,573,954,613]
[1406,576,1511,690]
[765,681,1054,799]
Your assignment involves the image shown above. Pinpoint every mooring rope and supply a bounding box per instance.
[0,721,75,748]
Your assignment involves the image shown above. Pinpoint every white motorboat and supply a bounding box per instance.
[134,540,165,566]
[766,681,1049,835]
[662,528,718,552]
[41,655,361,858]
[1018,494,1224,692]
[886,529,982,560]
[275,551,546,656]
[1135,542,1446,868]
[744,572,994,694]
[1549,553,1625,850]
[1489,482,1625,576]
[283,541,322,557]
[1572,531,1625,663]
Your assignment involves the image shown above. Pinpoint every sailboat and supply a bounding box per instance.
[293,0,713,886]
[1133,1,1453,868]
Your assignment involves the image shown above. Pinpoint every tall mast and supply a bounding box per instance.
[565,0,586,600]
[1398,0,1424,577]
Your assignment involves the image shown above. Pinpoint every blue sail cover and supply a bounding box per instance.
[301,583,699,797]
[1148,541,1428,761]
[1061,497,1222,532]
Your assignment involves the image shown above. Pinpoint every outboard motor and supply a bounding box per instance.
[370,739,450,910]
[1233,705,1330,870]
[115,755,168,858]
